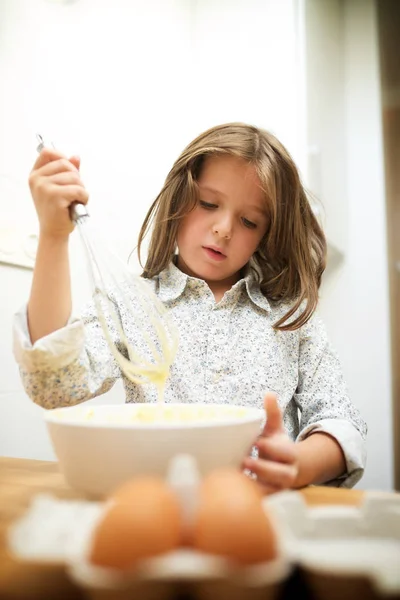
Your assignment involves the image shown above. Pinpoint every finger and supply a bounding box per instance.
[243,457,298,490]
[256,483,282,496]
[37,158,79,177]
[261,392,284,437]
[47,184,89,205]
[256,436,298,464]
[48,171,83,186]
[242,467,281,496]
[31,147,68,171]
[69,155,81,171]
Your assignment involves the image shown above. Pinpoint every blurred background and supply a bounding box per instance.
[0,0,398,491]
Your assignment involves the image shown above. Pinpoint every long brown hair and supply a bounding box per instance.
[137,123,326,331]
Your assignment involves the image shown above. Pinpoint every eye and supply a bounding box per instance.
[242,218,257,229]
[199,200,218,209]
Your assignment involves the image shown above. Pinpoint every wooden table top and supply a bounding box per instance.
[0,456,379,599]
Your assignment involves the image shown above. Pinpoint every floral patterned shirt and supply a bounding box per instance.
[13,261,367,487]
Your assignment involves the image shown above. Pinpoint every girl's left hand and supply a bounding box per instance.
[242,393,299,495]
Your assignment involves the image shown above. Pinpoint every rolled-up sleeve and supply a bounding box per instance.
[294,313,367,488]
[12,302,121,409]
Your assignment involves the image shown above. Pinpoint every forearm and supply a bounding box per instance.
[27,235,72,343]
[294,432,346,488]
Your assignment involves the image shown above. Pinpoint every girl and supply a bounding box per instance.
[13,123,367,493]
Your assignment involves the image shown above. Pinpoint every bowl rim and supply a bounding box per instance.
[43,402,265,430]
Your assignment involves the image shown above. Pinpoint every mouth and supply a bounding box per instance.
[203,246,227,261]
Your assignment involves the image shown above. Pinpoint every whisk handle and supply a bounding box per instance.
[35,134,89,224]
[70,202,89,223]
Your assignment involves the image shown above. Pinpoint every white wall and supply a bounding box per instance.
[304,0,348,255]
[307,0,394,490]
[0,0,395,490]
[190,0,305,169]
[341,0,393,490]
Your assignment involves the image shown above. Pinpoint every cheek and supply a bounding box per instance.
[253,227,267,251]
[240,231,264,255]
[177,212,201,247]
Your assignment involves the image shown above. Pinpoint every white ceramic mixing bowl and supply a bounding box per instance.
[44,402,264,497]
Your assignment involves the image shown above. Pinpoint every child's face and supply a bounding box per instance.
[176,155,268,293]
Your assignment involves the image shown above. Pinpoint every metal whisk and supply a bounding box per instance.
[35,135,178,400]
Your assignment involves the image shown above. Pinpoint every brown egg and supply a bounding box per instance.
[89,478,182,569]
[191,469,278,565]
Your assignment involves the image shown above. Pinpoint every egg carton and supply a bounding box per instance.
[8,493,290,600]
[7,462,400,600]
[266,489,400,600]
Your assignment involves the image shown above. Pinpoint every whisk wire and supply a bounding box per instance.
[76,216,178,387]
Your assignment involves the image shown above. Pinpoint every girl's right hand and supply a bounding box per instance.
[29,147,89,240]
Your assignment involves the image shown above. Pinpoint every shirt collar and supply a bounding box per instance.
[242,263,272,313]
[157,260,271,313]
[157,260,188,302]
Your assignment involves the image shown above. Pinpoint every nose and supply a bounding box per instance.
[212,214,232,240]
